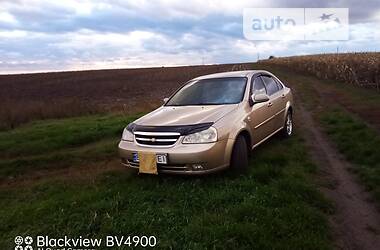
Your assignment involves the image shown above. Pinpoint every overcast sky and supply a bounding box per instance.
[0,0,379,74]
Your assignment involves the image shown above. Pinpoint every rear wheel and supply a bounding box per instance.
[230,135,248,173]
[282,111,293,137]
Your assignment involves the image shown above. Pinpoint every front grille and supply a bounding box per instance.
[126,160,188,171]
[134,131,180,147]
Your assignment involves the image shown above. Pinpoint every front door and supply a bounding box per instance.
[248,76,274,146]
[261,75,285,132]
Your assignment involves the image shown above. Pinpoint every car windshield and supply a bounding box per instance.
[165,77,247,106]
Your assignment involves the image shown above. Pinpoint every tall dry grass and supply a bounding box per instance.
[263,52,380,91]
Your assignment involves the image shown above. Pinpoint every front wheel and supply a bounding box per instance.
[281,111,293,137]
[230,135,248,173]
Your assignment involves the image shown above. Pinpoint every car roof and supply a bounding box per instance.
[192,70,272,81]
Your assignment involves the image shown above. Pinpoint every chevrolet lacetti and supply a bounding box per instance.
[118,70,294,175]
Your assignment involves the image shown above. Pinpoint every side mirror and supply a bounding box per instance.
[251,94,269,105]
[163,97,169,104]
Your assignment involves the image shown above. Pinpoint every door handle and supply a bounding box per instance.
[267,102,273,107]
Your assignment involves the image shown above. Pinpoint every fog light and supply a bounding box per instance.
[192,164,204,171]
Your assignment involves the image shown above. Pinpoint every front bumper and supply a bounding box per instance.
[118,138,234,175]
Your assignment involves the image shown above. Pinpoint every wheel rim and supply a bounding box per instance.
[286,114,293,135]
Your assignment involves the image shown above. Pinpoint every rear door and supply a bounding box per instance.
[273,76,288,127]
[261,75,285,132]
[248,76,273,146]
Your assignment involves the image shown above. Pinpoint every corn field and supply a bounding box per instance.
[263,52,380,91]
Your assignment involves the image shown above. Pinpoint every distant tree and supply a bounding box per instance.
[268,55,276,59]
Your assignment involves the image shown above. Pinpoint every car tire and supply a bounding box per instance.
[282,110,293,137]
[230,135,249,173]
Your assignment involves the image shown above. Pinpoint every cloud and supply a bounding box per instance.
[0,0,379,73]
[0,11,17,24]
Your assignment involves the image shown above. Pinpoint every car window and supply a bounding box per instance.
[261,76,279,96]
[274,78,284,90]
[165,77,247,106]
[252,77,267,95]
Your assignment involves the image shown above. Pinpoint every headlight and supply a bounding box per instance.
[121,128,134,141]
[182,127,217,144]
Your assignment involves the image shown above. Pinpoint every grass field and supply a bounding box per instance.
[0,114,139,179]
[0,114,332,249]
[2,58,380,249]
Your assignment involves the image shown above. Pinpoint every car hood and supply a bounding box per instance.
[135,104,239,126]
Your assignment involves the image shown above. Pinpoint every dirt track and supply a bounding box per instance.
[273,64,380,249]
[297,104,380,250]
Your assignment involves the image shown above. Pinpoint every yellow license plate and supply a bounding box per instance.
[138,152,158,174]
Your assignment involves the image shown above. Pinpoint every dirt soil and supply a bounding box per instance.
[0,63,252,111]
[0,63,253,129]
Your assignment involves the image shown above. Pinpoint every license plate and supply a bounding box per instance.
[132,152,167,164]
[156,154,167,164]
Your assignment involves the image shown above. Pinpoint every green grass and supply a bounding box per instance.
[0,133,332,249]
[321,110,380,202]
[0,112,333,249]
[0,114,140,158]
[0,113,140,179]
[0,138,117,178]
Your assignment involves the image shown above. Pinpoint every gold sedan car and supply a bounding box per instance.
[119,70,293,175]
